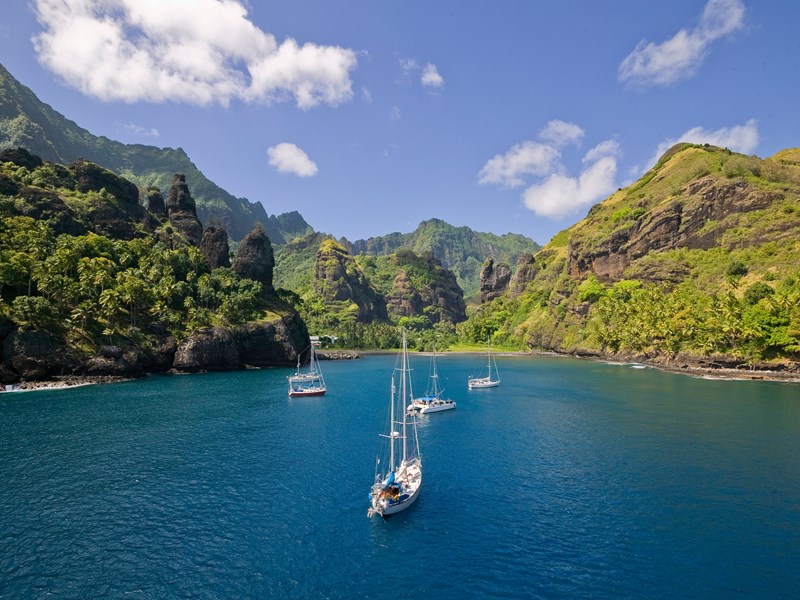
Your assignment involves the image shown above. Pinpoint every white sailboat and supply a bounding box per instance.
[467,336,501,389]
[288,343,327,397]
[368,332,422,518]
[408,347,456,414]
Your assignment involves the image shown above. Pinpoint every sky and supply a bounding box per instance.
[1,0,799,245]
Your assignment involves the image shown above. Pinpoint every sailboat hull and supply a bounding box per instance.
[468,378,500,389]
[288,387,326,397]
[374,481,421,516]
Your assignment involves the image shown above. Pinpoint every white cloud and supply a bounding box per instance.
[362,87,372,103]
[523,156,618,219]
[478,141,561,188]
[399,57,418,73]
[120,122,160,138]
[647,118,759,167]
[583,139,621,164]
[390,106,402,120]
[267,143,318,177]
[32,0,357,108]
[399,57,444,91]
[421,63,444,88]
[618,0,745,87]
[479,123,621,219]
[539,120,584,148]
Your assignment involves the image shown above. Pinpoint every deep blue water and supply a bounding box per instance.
[1,355,799,599]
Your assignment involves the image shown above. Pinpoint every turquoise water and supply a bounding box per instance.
[1,355,799,598]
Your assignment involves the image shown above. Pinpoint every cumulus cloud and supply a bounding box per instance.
[421,64,444,88]
[267,143,318,177]
[523,153,618,219]
[32,0,357,108]
[539,120,584,148]
[583,139,621,164]
[618,0,745,87]
[120,122,160,138]
[647,118,759,167]
[399,57,445,90]
[479,128,621,219]
[478,142,561,188]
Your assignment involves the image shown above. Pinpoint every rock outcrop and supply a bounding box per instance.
[479,259,511,303]
[509,253,537,297]
[145,186,167,220]
[166,173,203,246]
[567,175,786,284]
[314,240,388,322]
[386,270,424,318]
[172,314,307,372]
[2,329,78,380]
[233,225,274,295]
[200,226,231,269]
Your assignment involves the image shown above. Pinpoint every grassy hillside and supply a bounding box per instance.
[0,63,310,243]
[459,144,800,364]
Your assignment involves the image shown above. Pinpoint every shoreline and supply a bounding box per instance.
[2,375,133,394]
[3,350,797,393]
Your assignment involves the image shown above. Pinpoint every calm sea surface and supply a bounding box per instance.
[1,355,799,599]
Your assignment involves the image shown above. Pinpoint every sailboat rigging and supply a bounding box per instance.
[408,346,456,414]
[467,336,501,389]
[368,331,422,518]
[288,343,327,397]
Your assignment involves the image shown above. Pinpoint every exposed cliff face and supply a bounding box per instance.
[390,251,466,323]
[465,144,800,363]
[233,226,274,295]
[509,253,538,297]
[479,259,511,303]
[314,240,388,322]
[567,175,787,284]
[145,186,167,220]
[166,173,203,246]
[386,270,424,318]
[200,226,231,270]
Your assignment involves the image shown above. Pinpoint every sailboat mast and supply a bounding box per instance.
[389,372,396,472]
[401,332,408,462]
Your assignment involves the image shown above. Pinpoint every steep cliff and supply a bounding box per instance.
[462,144,800,365]
[312,239,388,323]
[479,259,511,303]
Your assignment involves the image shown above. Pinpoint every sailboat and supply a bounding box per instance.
[368,332,422,518]
[467,336,501,389]
[408,347,456,414]
[288,343,327,397]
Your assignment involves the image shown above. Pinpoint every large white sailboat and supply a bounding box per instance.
[368,332,422,518]
[408,347,456,414]
[467,336,501,389]
[288,343,327,397]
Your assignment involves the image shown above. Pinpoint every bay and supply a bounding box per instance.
[1,355,799,598]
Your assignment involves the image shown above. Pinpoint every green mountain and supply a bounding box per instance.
[0,149,307,383]
[460,144,800,366]
[0,62,310,243]
[348,218,540,296]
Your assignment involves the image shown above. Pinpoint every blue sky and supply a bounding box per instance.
[1,0,798,245]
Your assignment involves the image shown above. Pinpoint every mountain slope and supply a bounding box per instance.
[0,62,310,243]
[461,144,800,365]
[348,218,540,296]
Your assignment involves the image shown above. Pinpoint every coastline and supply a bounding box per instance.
[3,349,797,392]
[1,375,132,394]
